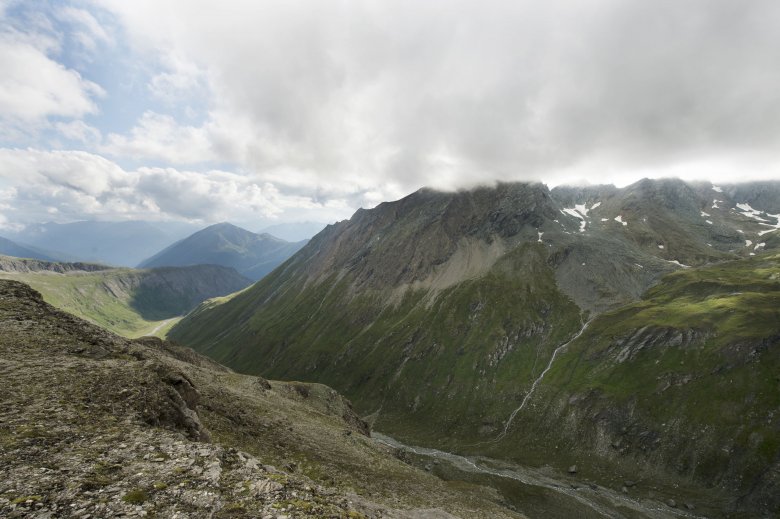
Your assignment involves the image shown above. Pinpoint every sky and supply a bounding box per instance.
[2,0,780,231]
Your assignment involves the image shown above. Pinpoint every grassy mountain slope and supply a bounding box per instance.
[170,179,780,516]
[485,251,780,516]
[0,256,251,338]
[176,242,584,446]
[139,222,307,280]
[0,279,522,518]
[171,182,684,440]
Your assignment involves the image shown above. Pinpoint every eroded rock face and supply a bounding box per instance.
[279,382,371,437]
[141,365,211,442]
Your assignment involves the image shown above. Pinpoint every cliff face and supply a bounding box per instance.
[0,255,110,273]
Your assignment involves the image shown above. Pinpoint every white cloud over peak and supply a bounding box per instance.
[3,1,780,229]
[95,0,780,194]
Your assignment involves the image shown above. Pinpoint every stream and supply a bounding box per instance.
[373,433,705,519]
[492,319,593,443]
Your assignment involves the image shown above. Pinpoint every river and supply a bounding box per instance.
[373,433,705,519]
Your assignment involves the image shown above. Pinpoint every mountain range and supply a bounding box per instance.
[6,220,200,267]
[170,178,780,516]
[138,222,308,280]
[0,236,61,261]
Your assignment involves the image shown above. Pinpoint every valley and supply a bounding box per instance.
[170,179,780,517]
[0,256,251,338]
[2,178,778,517]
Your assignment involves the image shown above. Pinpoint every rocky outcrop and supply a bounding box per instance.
[0,254,110,273]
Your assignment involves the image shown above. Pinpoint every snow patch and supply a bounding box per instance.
[600,218,609,222]
[700,211,710,217]
[657,244,664,249]
[537,231,544,243]
[705,220,713,225]
[712,186,723,193]
[561,202,603,233]
[736,202,769,222]
[755,242,766,250]
[756,212,780,235]
[745,240,753,247]
[561,208,587,232]
[667,260,690,268]
[614,215,627,226]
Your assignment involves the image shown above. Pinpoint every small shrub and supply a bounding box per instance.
[121,489,149,504]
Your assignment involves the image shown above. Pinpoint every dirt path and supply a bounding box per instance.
[147,317,177,336]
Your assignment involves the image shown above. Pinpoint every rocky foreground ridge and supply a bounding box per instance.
[0,280,521,518]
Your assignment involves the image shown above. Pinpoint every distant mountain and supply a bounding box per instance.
[0,256,252,337]
[256,221,327,242]
[8,220,200,267]
[171,178,780,516]
[139,222,307,280]
[0,236,63,261]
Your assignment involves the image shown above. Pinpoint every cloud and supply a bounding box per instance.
[147,53,205,102]
[56,6,112,52]
[0,148,356,226]
[54,120,102,143]
[4,1,780,231]
[0,33,104,119]
[95,0,780,192]
[0,10,104,142]
[102,111,216,164]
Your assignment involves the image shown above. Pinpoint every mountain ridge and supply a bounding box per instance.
[0,236,65,262]
[7,220,200,267]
